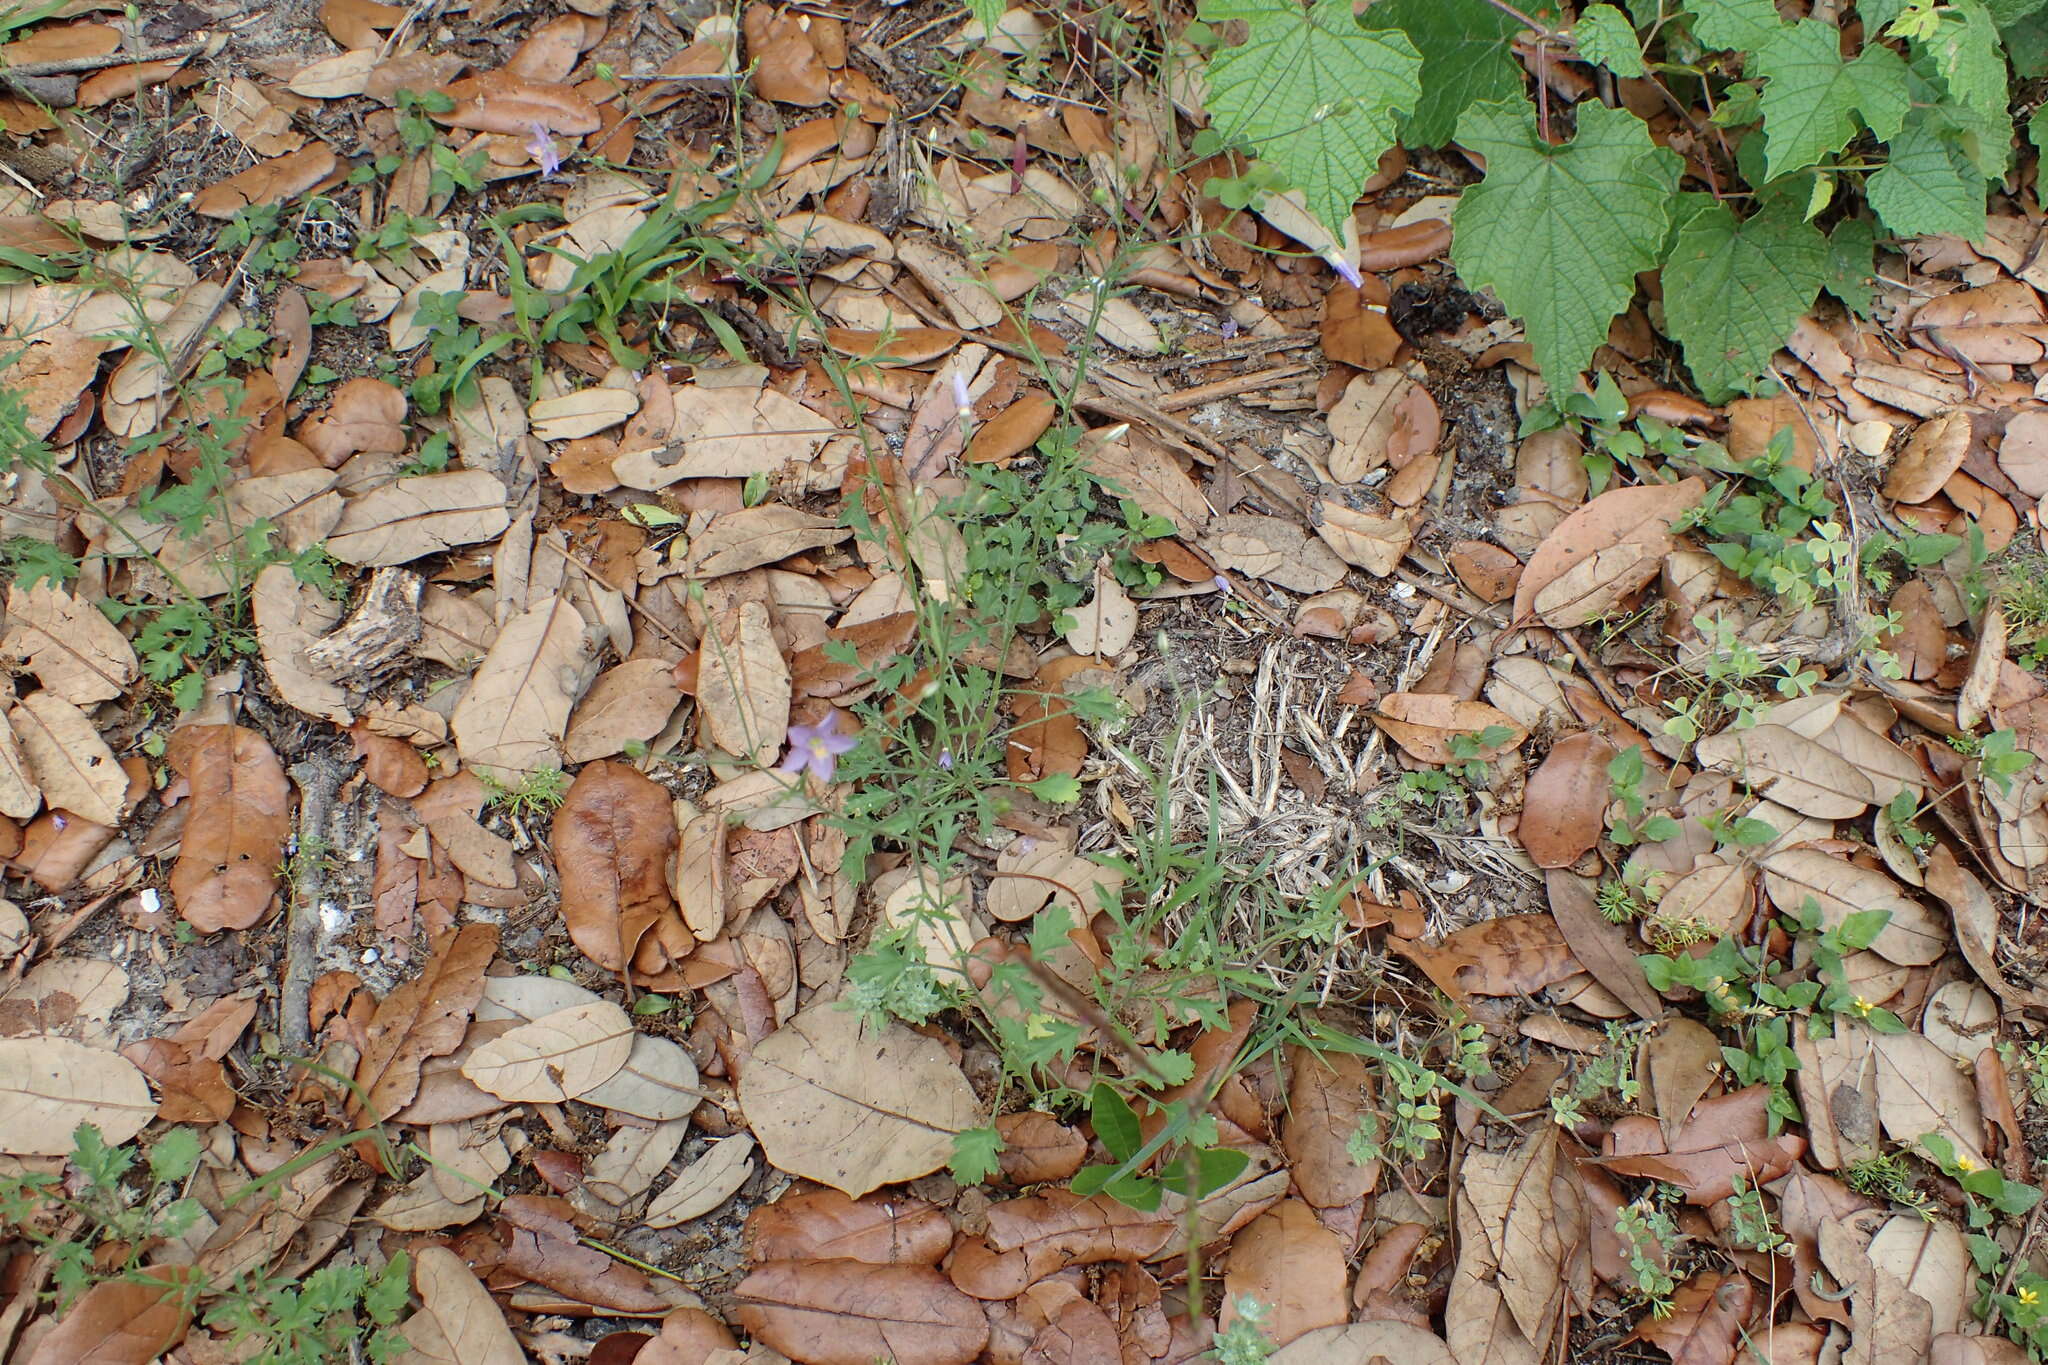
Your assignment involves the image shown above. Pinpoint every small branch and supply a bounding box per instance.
[0,39,206,82]
[1478,0,1562,42]
[281,757,346,1057]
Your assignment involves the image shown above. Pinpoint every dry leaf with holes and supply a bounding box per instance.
[164,725,290,933]
[461,1001,634,1103]
[615,382,831,487]
[685,505,851,578]
[739,1000,981,1196]
[2,582,138,706]
[327,470,511,566]
[10,691,125,826]
[697,602,791,766]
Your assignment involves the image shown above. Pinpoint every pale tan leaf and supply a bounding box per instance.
[288,49,377,97]
[0,1037,154,1154]
[459,1001,634,1103]
[1512,478,1704,627]
[1058,292,1160,353]
[685,505,850,579]
[1270,1323,1457,1365]
[529,386,639,441]
[563,658,683,763]
[1221,1199,1349,1348]
[697,602,790,767]
[1759,848,1946,965]
[616,384,831,487]
[1063,559,1137,656]
[1201,513,1347,593]
[1693,723,1876,818]
[2,582,139,705]
[0,709,37,821]
[11,691,125,826]
[1870,1030,1988,1168]
[327,471,512,567]
[450,594,601,780]
[399,1246,524,1365]
[1867,1215,1970,1339]
[1461,1127,1566,1345]
[252,563,351,726]
[738,1000,982,1197]
[1311,501,1413,577]
[645,1133,757,1227]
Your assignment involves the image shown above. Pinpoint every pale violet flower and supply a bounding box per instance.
[779,709,858,781]
[527,122,562,177]
[1325,249,1363,290]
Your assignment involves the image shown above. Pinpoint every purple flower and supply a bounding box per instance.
[1325,249,1363,290]
[1221,318,1239,341]
[779,709,858,782]
[527,122,562,177]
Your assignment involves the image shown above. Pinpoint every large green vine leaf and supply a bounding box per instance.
[1450,100,1678,387]
[1661,199,1828,402]
[1917,0,2012,175]
[1866,109,1989,238]
[1203,0,1422,234]
[1689,0,1780,51]
[1357,0,1522,147]
[1753,21,1910,180]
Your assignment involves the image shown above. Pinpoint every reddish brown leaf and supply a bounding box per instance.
[350,724,428,798]
[164,724,291,932]
[552,761,680,975]
[120,1038,235,1123]
[981,1188,1175,1282]
[746,1189,955,1265]
[1371,693,1526,765]
[632,1307,739,1364]
[191,144,340,219]
[349,922,497,1125]
[1390,913,1581,999]
[495,1195,670,1312]
[24,1267,196,1365]
[1282,1046,1380,1208]
[1547,870,1665,1021]
[1512,478,1705,628]
[994,1110,1088,1185]
[735,1260,990,1365]
[1518,732,1615,868]
[436,71,601,134]
[1627,1272,1753,1365]
[1601,1087,1806,1203]
[1221,1199,1350,1347]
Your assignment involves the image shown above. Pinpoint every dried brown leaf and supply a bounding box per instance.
[164,724,290,933]
[736,1261,989,1365]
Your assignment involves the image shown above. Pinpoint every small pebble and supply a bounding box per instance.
[138,888,161,914]
[360,948,380,966]
[1849,420,1895,457]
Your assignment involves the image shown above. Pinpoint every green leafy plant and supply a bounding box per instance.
[1614,1193,1682,1318]
[1727,1175,1787,1253]
[479,767,573,820]
[1070,1082,1252,1212]
[1196,0,2026,397]
[1606,744,1680,846]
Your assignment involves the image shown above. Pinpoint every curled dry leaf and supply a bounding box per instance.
[736,1261,989,1365]
[164,725,291,933]
[1372,693,1527,765]
[1201,513,1348,594]
[994,1110,1088,1185]
[1512,477,1704,627]
[437,71,601,134]
[0,1037,154,1154]
[980,1188,1175,1284]
[552,760,680,975]
[496,1195,671,1312]
[1391,913,1581,999]
[738,999,981,1196]
[192,144,339,218]
[1628,1273,1753,1365]
[1312,501,1414,577]
[460,1000,634,1103]
[1518,732,1614,868]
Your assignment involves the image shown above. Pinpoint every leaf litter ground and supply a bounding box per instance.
[0,1,2046,1364]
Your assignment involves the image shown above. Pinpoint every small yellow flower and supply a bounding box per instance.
[2018,1287,2040,1307]
[1851,996,1873,1015]
[1956,1154,1979,1173]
